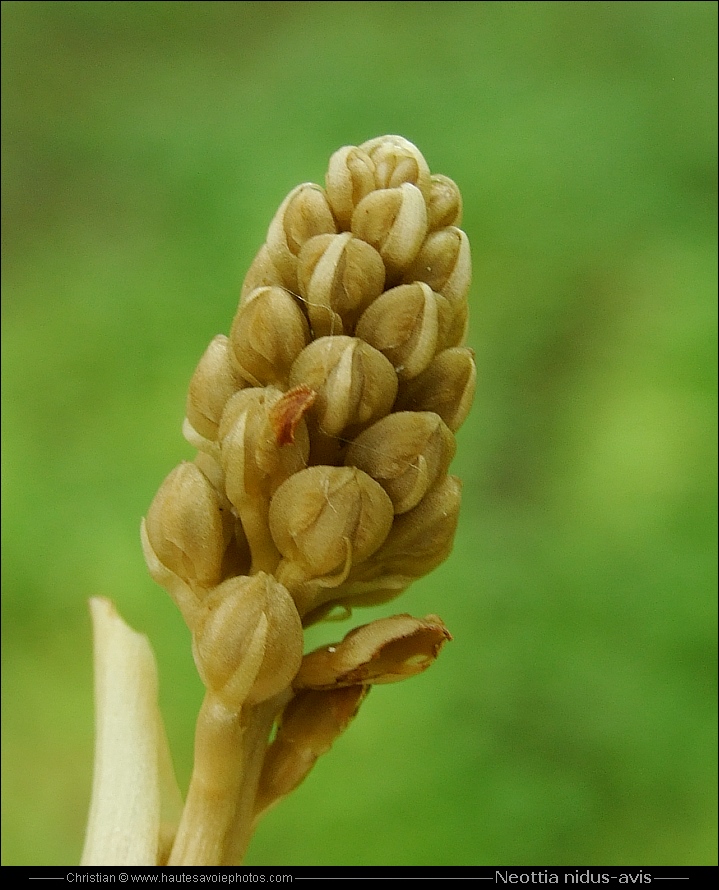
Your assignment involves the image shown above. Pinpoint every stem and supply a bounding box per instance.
[168,690,289,866]
[168,693,244,865]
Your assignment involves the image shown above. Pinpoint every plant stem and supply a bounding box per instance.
[168,690,289,866]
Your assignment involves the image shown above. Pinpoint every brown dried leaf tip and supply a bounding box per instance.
[269,385,317,447]
[141,135,475,866]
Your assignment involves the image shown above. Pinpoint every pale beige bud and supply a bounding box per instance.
[266,183,337,291]
[269,466,394,579]
[192,574,303,709]
[325,146,376,230]
[218,387,312,575]
[345,411,456,514]
[190,453,253,578]
[240,244,284,304]
[445,300,469,348]
[297,233,385,338]
[351,183,428,280]
[330,475,463,612]
[359,135,431,200]
[193,449,226,498]
[289,336,398,439]
[355,282,439,380]
[426,174,463,230]
[218,387,310,507]
[394,347,476,432]
[229,286,310,388]
[294,613,451,689]
[144,462,231,590]
[186,335,244,441]
[404,226,471,306]
[373,474,462,579]
[255,686,368,817]
[432,290,464,352]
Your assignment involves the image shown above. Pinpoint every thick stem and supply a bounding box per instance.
[169,690,289,866]
[168,693,245,866]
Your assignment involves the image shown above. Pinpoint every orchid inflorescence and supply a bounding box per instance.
[82,135,475,866]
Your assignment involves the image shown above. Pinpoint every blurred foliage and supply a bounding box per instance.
[1,0,716,867]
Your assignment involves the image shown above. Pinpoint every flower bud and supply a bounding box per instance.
[359,135,431,200]
[219,388,310,507]
[294,613,451,689]
[297,233,385,338]
[186,335,244,441]
[218,387,312,575]
[266,183,337,291]
[345,411,456,514]
[443,300,469,348]
[144,462,231,590]
[351,183,428,280]
[255,686,368,817]
[330,475,463,612]
[325,146,376,230]
[426,174,463,230]
[289,336,398,439]
[373,474,462,579]
[240,244,284,303]
[433,290,464,351]
[192,574,303,709]
[192,449,226,498]
[404,226,471,306]
[355,282,439,380]
[229,286,310,388]
[394,347,476,432]
[269,466,394,579]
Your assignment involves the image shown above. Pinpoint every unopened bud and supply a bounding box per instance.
[229,286,310,388]
[404,226,471,306]
[240,244,284,304]
[351,183,428,280]
[218,387,312,575]
[355,282,439,380]
[374,474,462,579]
[297,233,385,338]
[218,387,310,508]
[345,411,456,514]
[192,573,303,709]
[426,174,463,230]
[144,462,231,590]
[186,335,244,441]
[394,347,476,432]
[269,466,394,579]
[359,135,431,200]
[266,183,337,291]
[294,613,451,689]
[289,336,398,439]
[325,146,376,230]
[192,450,229,507]
[333,475,463,612]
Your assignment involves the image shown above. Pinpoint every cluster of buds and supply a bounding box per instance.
[141,136,475,865]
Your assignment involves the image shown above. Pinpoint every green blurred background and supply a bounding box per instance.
[2,0,716,867]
